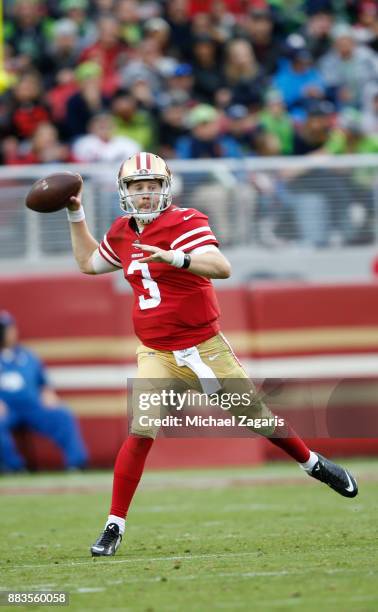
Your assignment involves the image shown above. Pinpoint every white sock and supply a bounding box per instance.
[299,450,318,473]
[106,515,125,534]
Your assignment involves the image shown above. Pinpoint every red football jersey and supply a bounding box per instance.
[99,206,221,350]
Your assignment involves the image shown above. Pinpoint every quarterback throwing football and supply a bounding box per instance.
[66,152,358,557]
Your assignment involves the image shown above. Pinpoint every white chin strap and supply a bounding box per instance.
[134,211,161,224]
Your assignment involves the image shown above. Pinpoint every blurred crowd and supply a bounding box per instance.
[0,0,377,166]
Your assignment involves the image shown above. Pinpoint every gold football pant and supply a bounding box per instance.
[130,333,275,439]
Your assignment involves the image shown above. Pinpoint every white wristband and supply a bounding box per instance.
[66,206,85,222]
[170,249,185,268]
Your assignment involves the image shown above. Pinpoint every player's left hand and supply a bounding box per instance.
[134,243,174,264]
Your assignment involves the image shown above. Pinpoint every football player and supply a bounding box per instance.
[66,152,358,557]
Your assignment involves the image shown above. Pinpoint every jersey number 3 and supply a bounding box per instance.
[127,261,161,310]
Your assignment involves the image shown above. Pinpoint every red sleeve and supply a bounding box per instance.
[169,209,218,252]
[99,220,123,268]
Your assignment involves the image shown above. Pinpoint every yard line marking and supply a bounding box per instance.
[2,471,375,496]
[3,551,274,571]
[34,567,374,591]
[4,554,373,574]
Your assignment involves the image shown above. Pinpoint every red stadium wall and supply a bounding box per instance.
[2,273,378,469]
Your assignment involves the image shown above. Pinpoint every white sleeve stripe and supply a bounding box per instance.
[170,226,212,248]
[176,234,217,251]
[189,245,219,255]
[103,234,121,261]
[99,244,123,267]
[91,249,120,274]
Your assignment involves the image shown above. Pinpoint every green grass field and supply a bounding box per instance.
[0,459,377,611]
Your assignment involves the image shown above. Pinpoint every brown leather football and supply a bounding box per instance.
[25,172,83,213]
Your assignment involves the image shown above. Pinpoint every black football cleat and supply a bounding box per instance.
[90,523,122,557]
[310,453,358,498]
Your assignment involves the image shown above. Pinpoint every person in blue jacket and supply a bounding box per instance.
[272,47,325,122]
[0,311,88,472]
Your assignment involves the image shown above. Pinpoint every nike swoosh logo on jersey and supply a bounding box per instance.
[345,471,355,492]
[183,214,196,221]
[208,354,219,361]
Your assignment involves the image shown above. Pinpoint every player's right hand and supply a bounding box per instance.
[67,189,83,211]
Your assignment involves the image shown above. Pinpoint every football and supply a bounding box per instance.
[25,172,83,213]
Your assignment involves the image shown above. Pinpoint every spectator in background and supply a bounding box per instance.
[190,10,232,47]
[292,99,334,154]
[175,103,243,158]
[222,38,267,108]
[79,14,129,96]
[111,88,156,150]
[204,0,236,44]
[90,0,116,19]
[323,108,378,245]
[188,0,246,18]
[279,107,376,248]
[5,121,73,165]
[164,0,192,60]
[190,11,213,39]
[5,0,51,73]
[267,0,306,31]
[128,75,158,115]
[59,0,97,52]
[46,69,78,133]
[0,312,88,472]
[239,5,281,75]
[143,17,171,55]
[191,34,223,104]
[157,91,190,158]
[319,22,378,109]
[324,107,378,154]
[0,41,20,91]
[42,18,81,88]
[222,104,254,155]
[64,61,109,140]
[72,111,140,162]
[116,0,144,48]
[301,2,334,61]
[0,92,12,142]
[253,95,335,248]
[353,0,378,52]
[273,45,325,120]
[362,85,378,134]
[258,89,294,154]
[120,38,174,97]
[186,179,238,247]
[9,71,51,141]
[163,63,195,102]
[250,125,281,157]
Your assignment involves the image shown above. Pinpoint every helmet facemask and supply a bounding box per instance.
[118,175,171,224]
